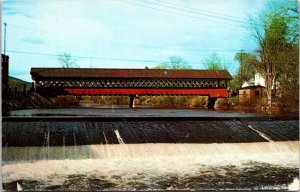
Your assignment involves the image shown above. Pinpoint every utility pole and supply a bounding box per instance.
[239,52,243,88]
[4,22,7,55]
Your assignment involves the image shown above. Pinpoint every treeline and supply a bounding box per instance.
[54,0,298,112]
[155,0,299,112]
[57,95,240,111]
[233,0,299,111]
[79,95,208,108]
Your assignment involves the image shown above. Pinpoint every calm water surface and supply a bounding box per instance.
[9,107,268,118]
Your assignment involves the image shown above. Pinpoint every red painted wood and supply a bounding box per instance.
[64,88,228,98]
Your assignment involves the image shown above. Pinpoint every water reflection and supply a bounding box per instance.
[9,108,268,117]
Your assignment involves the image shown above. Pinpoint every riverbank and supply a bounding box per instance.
[2,93,298,117]
[2,92,54,115]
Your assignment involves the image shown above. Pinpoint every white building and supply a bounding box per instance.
[241,73,265,88]
[239,73,265,103]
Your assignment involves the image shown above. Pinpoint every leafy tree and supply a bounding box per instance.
[58,52,79,68]
[203,53,227,70]
[228,73,240,93]
[234,50,258,87]
[154,56,192,69]
[248,0,298,108]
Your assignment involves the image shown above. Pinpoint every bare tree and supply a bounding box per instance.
[155,56,192,69]
[58,52,78,68]
[203,53,227,70]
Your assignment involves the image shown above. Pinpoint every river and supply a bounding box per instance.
[2,108,299,191]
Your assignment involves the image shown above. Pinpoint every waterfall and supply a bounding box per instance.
[17,182,22,191]
[247,125,273,142]
[111,105,115,112]
[3,142,8,159]
[47,132,50,158]
[62,135,66,159]
[288,178,299,191]
[73,132,77,146]
[3,141,298,163]
[43,132,50,160]
[114,129,125,144]
[103,132,108,144]
[2,142,298,191]
[3,110,299,191]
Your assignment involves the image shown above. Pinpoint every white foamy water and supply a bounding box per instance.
[247,125,273,142]
[2,141,299,190]
[114,129,125,144]
[288,178,300,191]
[3,141,298,163]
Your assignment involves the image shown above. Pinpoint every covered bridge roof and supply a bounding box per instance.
[31,68,232,80]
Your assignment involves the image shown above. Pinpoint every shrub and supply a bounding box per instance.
[51,95,78,107]
[216,96,239,109]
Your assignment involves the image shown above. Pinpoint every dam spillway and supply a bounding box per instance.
[2,116,299,146]
[2,109,299,191]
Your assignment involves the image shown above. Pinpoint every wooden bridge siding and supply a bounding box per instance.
[31,68,233,98]
[63,88,229,97]
[34,78,228,89]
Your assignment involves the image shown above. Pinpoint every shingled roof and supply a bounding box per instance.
[31,68,232,80]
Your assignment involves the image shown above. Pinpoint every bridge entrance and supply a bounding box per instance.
[30,68,232,109]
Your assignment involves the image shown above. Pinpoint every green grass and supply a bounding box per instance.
[8,76,32,91]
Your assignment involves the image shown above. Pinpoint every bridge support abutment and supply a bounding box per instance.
[129,95,135,108]
[129,95,140,109]
[205,97,217,110]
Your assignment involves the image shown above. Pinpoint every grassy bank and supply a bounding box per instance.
[76,95,208,109]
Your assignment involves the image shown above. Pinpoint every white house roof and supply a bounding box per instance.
[241,73,265,88]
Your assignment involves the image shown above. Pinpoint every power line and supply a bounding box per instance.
[150,0,262,30]
[137,0,246,24]
[122,1,246,28]
[154,0,250,23]
[129,1,245,28]
[6,50,161,63]
[6,50,236,66]
[4,23,7,55]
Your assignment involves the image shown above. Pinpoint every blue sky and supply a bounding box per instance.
[2,0,269,82]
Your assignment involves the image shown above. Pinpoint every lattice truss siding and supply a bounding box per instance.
[36,78,228,88]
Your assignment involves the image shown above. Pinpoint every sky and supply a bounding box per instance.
[2,0,270,82]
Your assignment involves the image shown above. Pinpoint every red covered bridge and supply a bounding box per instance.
[30,68,232,108]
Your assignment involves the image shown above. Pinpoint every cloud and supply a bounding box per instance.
[4,11,35,19]
[2,0,35,19]
[22,37,46,45]
[2,6,13,12]
[3,0,268,81]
